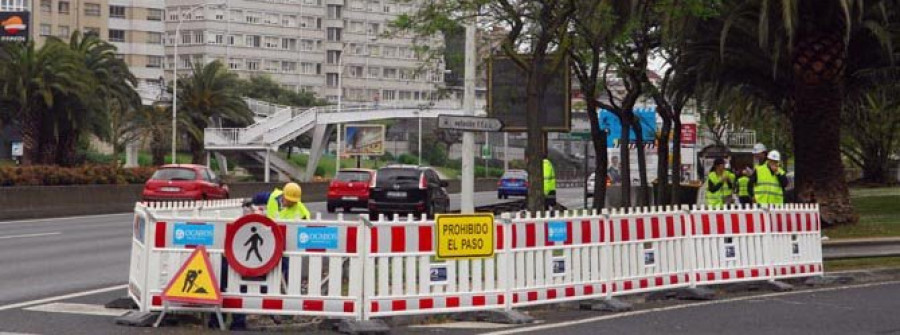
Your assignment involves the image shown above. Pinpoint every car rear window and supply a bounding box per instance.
[151,168,197,181]
[376,168,420,187]
[502,170,527,179]
[335,171,371,182]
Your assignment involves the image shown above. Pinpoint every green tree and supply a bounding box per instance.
[238,75,327,107]
[841,85,900,184]
[176,60,252,163]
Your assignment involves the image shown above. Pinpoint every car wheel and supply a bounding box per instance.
[327,205,335,213]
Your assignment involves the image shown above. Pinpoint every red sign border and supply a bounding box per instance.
[160,246,223,305]
[224,214,285,277]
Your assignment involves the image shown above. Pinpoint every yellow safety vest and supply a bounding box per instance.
[737,176,750,197]
[754,165,785,205]
[267,188,311,220]
[705,172,729,206]
[722,171,736,196]
[542,159,556,196]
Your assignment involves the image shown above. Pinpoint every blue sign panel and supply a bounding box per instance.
[598,107,658,148]
[298,227,339,249]
[548,221,568,243]
[172,223,215,246]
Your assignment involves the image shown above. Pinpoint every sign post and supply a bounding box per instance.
[224,214,285,277]
[435,213,495,260]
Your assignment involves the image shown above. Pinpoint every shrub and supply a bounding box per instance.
[0,165,158,187]
[398,153,417,165]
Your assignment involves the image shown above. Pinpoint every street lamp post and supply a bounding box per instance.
[171,2,225,164]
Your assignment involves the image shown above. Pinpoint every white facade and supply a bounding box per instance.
[164,0,444,103]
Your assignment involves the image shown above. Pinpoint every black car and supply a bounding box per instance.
[368,165,450,220]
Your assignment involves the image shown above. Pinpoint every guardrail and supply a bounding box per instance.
[128,203,823,324]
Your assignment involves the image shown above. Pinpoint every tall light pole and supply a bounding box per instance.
[171,2,224,164]
[460,13,476,213]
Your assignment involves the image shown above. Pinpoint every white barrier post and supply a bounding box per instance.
[686,205,698,288]
[500,213,514,312]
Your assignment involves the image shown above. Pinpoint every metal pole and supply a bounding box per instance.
[296,0,303,93]
[264,149,270,182]
[503,132,509,172]
[417,116,422,165]
[583,140,588,209]
[336,123,341,174]
[484,132,489,177]
[172,12,181,164]
[336,47,343,174]
[460,13,476,213]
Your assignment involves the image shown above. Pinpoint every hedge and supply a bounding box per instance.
[0,165,157,186]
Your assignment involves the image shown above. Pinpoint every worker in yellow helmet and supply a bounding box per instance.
[266,182,311,220]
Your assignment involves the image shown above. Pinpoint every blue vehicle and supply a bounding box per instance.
[497,170,528,199]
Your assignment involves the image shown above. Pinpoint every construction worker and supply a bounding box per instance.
[749,150,789,205]
[705,158,734,207]
[736,167,753,204]
[266,182,311,220]
[752,143,768,167]
[543,158,557,209]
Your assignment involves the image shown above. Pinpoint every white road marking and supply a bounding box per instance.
[481,280,900,335]
[0,284,127,312]
[24,303,129,317]
[0,213,132,225]
[410,321,516,329]
[0,232,61,240]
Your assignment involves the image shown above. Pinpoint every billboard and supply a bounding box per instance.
[488,55,571,132]
[342,124,385,156]
[598,107,658,148]
[0,12,29,43]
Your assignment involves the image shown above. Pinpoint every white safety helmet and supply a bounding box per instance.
[753,143,767,154]
[767,150,781,162]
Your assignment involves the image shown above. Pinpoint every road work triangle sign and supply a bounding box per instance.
[161,246,222,305]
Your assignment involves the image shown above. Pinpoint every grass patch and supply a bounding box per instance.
[284,153,393,179]
[824,194,900,239]
[825,256,900,272]
[850,187,900,198]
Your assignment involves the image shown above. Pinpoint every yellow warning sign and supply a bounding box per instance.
[161,246,222,305]
[435,213,495,260]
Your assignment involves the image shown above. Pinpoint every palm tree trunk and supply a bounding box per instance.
[670,116,683,203]
[20,108,40,166]
[38,116,56,165]
[633,119,651,206]
[189,137,205,164]
[56,120,78,166]
[657,112,672,205]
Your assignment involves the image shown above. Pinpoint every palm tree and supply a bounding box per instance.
[177,60,252,163]
[132,104,171,166]
[679,0,899,225]
[0,39,87,165]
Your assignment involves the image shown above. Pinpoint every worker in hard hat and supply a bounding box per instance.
[749,150,789,205]
[736,167,753,204]
[543,158,557,209]
[705,158,735,207]
[266,182,311,220]
[752,143,768,167]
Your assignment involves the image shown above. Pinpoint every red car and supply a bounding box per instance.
[327,168,375,213]
[142,164,229,201]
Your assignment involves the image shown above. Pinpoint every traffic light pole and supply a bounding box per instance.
[460,16,476,214]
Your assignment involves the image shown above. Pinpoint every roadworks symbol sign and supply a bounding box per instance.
[435,213,495,260]
[161,246,222,305]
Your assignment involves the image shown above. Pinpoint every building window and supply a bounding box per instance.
[326,50,341,65]
[383,67,397,79]
[282,15,296,27]
[326,73,339,87]
[228,58,242,70]
[326,27,341,41]
[282,38,297,51]
[300,39,315,51]
[383,46,397,58]
[146,8,162,20]
[399,91,412,100]
[367,22,379,35]
[367,66,380,78]
[148,32,163,44]
[58,25,70,38]
[58,1,69,14]
[109,29,125,42]
[327,5,342,19]
[264,13,278,25]
[147,56,163,68]
[300,62,317,74]
[245,11,260,24]
[227,35,237,46]
[348,66,363,78]
[368,45,380,57]
[213,9,225,20]
[265,60,279,72]
[382,90,396,101]
[245,35,261,48]
[264,36,279,49]
[40,24,51,36]
[40,0,50,12]
[282,61,297,73]
[84,3,100,16]
[246,59,260,71]
[110,5,125,18]
[182,31,191,44]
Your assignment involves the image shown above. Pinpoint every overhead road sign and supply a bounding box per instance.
[435,213,495,260]
[161,246,222,305]
[438,115,504,132]
[225,214,285,277]
[488,55,571,132]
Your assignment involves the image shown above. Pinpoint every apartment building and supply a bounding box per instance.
[166,0,444,103]
[31,0,110,41]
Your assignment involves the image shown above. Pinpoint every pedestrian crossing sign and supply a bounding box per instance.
[161,246,222,305]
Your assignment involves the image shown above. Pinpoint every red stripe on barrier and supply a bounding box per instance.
[684,274,690,283]
[651,217,660,239]
[447,297,460,307]
[370,227,378,252]
[745,214,755,233]
[623,281,633,291]
[584,285,594,295]
[731,213,740,234]
[155,222,166,248]
[787,213,794,232]
[547,289,557,300]
[600,218,607,242]
[670,275,679,284]
[392,300,406,311]
[420,298,434,309]
[620,219,630,242]
[526,223,536,248]
[371,302,379,312]
[497,225,504,250]
[152,295,162,306]
[639,279,648,289]
[512,224,518,248]
[391,227,405,252]
[696,273,701,281]
[800,266,806,274]
[796,213,803,231]
[707,273,715,281]
[603,284,608,293]
[766,268,771,276]
[565,221,573,245]
[527,291,538,301]
[343,302,354,313]
[702,214,711,235]
[223,297,242,308]
[760,213,767,232]
[582,220,592,244]
[346,227,358,253]
[655,277,664,286]
[565,287,575,297]
[498,295,505,304]
[809,264,816,273]
[513,294,519,304]
[418,226,432,252]
[666,216,675,238]
[722,271,731,280]
[303,300,324,311]
[716,214,725,235]
[636,218,645,240]
[780,268,787,275]
[816,213,821,231]
[751,269,760,277]
[806,213,813,232]
[737,270,745,278]
[262,299,283,310]
[791,266,797,274]
[473,296,486,306]
[686,215,692,236]
[777,214,784,233]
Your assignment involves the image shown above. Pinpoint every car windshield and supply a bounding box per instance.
[336,171,371,182]
[376,168,420,187]
[502,171,527,179]
[151,168,196,181]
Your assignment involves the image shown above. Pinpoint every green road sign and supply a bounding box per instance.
[558,132,591,141]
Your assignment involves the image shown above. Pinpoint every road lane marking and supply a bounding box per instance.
[0,232,61,240]
[0,213,132,225]
[24,303,129,317]
[481,280,900,335]
[0,284,127,312]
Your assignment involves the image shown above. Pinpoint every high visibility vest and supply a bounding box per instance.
[722,171,736,196]
[705,172,729,206]
[543,159,556,196]
[754,165,785,205]
[737,176,750,197]
[267,188,311,220]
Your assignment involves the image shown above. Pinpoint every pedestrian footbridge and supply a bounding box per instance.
[204,98,479,181]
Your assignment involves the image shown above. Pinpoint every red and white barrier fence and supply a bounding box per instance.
[128,202,823,322]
